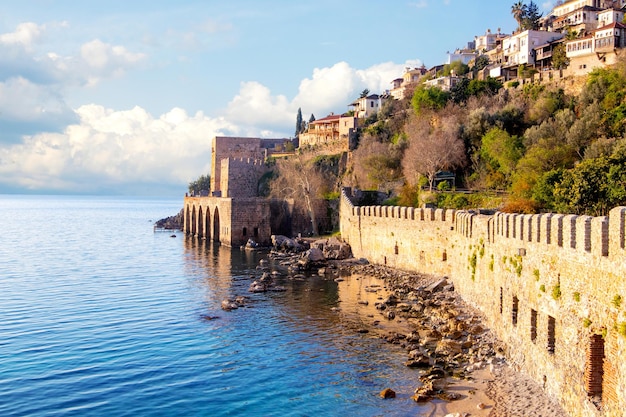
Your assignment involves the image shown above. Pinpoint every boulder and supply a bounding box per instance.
[435,339,463,356]
[379,388,396,399]
[221,299,239,311]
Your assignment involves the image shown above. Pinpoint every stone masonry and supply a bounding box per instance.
[340,187,626,417]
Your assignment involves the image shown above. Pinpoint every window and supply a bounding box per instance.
[512,296,519,326]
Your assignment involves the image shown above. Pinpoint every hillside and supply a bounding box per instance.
[280,57,626,217]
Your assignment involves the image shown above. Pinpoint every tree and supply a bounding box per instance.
[402,114,466,191]
[511,1,527,32]
[188,174,211,195]
[349,132,404,191]
[295,108,303,138]
[360,89,370,98]
[551,43,569,70]
[443,60,469,76]
[308,113,316,124]
[473,55,490,72]
[522,1,542,30]
[269,153,324,236]
[481,127,524,182]
[411,86,450,114]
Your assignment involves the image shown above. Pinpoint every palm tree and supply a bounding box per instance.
[511,1,527,32]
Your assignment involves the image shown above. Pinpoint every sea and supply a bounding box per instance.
[0,195,430,417]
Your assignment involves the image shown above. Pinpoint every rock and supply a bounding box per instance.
[412,380,435,402]
[221,299,239,311]
[385,310,396,320]
[379,388,396,399]
[383,294,399,305]
[425,278,448,293]
[477,402,487,409]
[245,239,259,249]
[271,235,306,252]
[405,351,431,368]
[249,281,267,293]
[437,391,462,401]
[435,339,463,356]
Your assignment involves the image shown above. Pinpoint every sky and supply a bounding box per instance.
[0,0,557,196]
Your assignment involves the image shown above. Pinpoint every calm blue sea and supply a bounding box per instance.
[0,195,426,416]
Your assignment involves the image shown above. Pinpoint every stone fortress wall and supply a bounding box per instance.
[220,157,269,199]
[340,188,626,417]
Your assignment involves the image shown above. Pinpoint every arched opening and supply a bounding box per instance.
[213,207,220,243]
[185,204,191,234]
[205,209,211,241]
[191,206,197,236]
[197,206,204,238]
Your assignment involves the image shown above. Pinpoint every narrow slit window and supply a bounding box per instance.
[512,296,519,326]
[530,309,537,342]
[547,316,556,354]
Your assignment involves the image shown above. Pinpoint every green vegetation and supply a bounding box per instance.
[573,291,581,302]
[551,284,561,300]
[344,62,626,216]
[533,269,540,281]
[188,174,211,195]
[281,39,626,218]
[583,317,592,328]
[612,294,622,309]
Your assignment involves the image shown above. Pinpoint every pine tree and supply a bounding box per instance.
[295,108,303,138]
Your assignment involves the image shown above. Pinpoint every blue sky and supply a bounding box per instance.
[0,0,556,195]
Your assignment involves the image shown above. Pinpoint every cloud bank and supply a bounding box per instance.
[0,21,422,195]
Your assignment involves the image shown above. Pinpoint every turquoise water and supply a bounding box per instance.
[0,196,423,416]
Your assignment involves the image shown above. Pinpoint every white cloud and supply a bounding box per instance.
[0,105,239,194]
[0,76,71,121]
[0,22,44,51]
[79,39,146,85]
[225,59,422,133]
[409,1,428,9]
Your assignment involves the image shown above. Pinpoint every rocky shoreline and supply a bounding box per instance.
[223,235,570,417]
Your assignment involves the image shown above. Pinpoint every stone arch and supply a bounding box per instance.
[204,207,211,241]
[191,205,197,235]
[213,206,220,243]
[197,206,204,238]
[185,204,191,234]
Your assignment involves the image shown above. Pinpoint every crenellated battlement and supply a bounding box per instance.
[340,188,626,417]
[225,156,267,167]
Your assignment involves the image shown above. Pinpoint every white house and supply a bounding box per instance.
[566,21,626,75]
[503,30,564,67]
[475,29,509,53]
[349,94,389,119]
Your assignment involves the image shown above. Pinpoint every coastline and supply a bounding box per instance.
[333,263,569,417]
